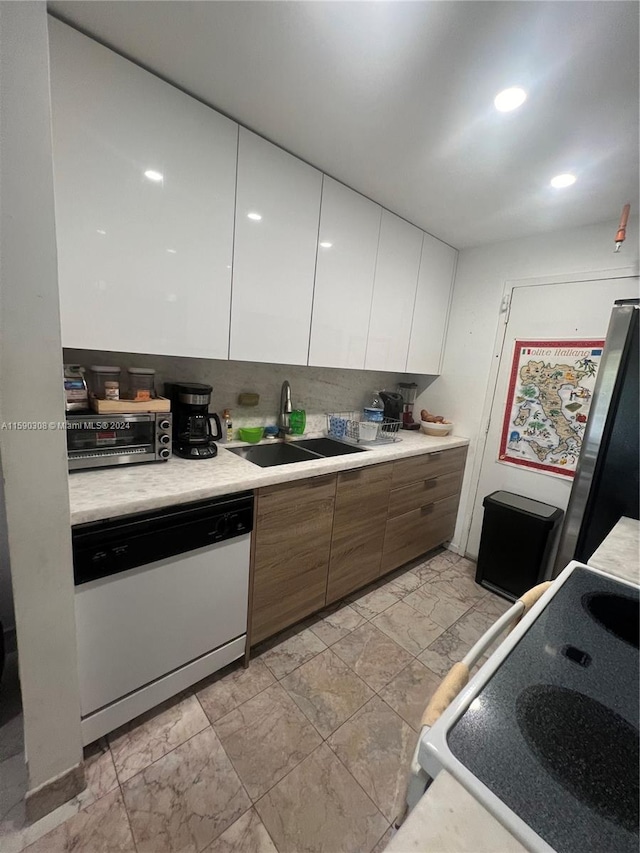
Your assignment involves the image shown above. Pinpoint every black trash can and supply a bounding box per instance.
[475,491,563,600]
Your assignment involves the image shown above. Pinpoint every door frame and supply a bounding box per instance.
[460,265,639,556]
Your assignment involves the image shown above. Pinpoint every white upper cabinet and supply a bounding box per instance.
[406,233,457,374]
[230,129,322,365]
[48,21,456,371]
[48,20,238,359]
[308,178,382,369]
[364,211,423,372]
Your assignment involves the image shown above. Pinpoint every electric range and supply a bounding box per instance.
[419,561,639,853]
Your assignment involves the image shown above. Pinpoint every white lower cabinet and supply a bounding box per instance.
[364,211,424,372]
[230,129,322,365]
[407,233,457,374]
[48,19,238,359]
[308,178,382,369]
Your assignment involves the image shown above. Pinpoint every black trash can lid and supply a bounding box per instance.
[483,490,563,520]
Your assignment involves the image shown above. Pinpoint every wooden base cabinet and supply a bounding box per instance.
[249,446,468,647]
[382,493,459,573]
[390,446,467,489]
[250,476,336,645]
[326,464,392,604]
[382,447,468,573]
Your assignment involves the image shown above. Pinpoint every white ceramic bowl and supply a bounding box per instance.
[420,420,453,436]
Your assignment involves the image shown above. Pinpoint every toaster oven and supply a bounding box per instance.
[66,412,172,471]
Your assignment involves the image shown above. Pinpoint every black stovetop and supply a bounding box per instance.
[448,568,639,853]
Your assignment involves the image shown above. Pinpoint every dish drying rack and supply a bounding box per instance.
[326,411,402,445]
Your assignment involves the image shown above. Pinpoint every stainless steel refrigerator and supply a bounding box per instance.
[554,298,639,573]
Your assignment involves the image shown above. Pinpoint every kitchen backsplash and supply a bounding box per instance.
[64,349,435,433]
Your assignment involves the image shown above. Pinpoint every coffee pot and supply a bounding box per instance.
[165,382,222,459]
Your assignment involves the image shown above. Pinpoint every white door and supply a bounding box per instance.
[48,20,238,359]
[308,178,382,369]
[466,276,639,558]
[407,234,457,374]
[365,211,423,372]
[230,129,322,365]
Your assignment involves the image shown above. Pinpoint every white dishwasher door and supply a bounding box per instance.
[75,533,250,716]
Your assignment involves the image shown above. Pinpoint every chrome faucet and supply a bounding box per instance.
[279,380,292,436]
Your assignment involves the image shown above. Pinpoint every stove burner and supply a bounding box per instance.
[582,592,639,648]
[517,684,639,833]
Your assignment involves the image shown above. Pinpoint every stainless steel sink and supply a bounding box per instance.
[293,437,365,457]
[228,437,365,467]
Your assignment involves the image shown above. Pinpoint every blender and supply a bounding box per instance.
[398,382,419,430]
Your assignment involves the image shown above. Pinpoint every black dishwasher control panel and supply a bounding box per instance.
[72,492,253,586]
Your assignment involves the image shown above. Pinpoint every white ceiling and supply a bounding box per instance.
[48,0,639,249]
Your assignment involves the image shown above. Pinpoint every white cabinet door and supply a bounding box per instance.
[365,211,423,372]
[48,20,237,359]
[230,129,322,365]
[308,178,381,369]
[406,233,457,374]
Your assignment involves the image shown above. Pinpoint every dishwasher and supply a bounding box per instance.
[72,492,253,744]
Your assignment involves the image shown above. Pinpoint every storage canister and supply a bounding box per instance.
[127,367,156,401]
[89,366,121,400]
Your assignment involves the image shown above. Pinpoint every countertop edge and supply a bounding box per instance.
[384,770,527,853]
[68,433,470,525]
[587,516,640,584]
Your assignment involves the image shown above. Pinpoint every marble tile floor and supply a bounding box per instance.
[1,549,511,853]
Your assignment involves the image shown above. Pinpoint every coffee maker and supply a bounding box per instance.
[379,390,404,422]
[165,382,222,459]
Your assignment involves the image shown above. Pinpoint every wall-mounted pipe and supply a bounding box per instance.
[614,203,631,252]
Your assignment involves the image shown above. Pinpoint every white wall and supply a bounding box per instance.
[0,484,14,637]
[417,217,639,556]
[0,0,83,791]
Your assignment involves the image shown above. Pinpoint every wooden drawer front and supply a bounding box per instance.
[388,469,463,519]
[391,446,467,489]
[381,493,459,574]
[251,475,336,644]
[258,473,337,503]
[326,463,392,604]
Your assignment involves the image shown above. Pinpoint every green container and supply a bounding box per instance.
[289,409,306,435]
[238,427,264,443]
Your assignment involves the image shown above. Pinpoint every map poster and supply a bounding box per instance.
[498,339,605,479]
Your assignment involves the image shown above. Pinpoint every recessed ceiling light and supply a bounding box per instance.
[96,229,106,235]
[247,212,262,221]
[166,248,177,254]
[494,87,527,112]
[144,169,163,182]
[550,173,577,188]
[319,241,333,249]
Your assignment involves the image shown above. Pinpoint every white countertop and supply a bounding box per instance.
[588,516,639,585]
[386,519,640,853]
[385,771,527,853]
[68,431,469,525]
